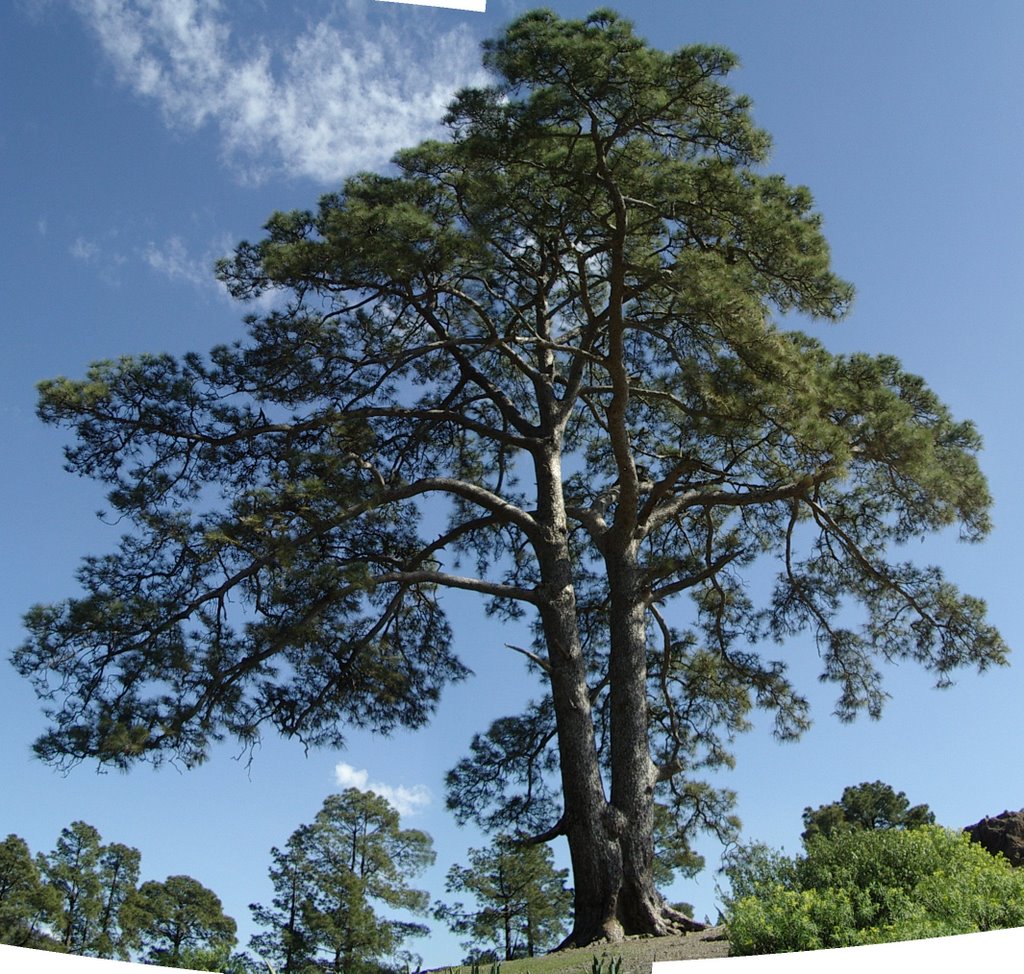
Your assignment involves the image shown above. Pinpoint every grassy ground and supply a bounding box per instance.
[429,927,731,974]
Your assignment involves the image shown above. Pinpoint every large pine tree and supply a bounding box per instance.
[16,8,1007,946]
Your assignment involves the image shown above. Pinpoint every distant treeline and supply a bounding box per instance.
[1,785,577,972]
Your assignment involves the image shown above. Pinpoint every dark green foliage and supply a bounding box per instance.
[724,826,1024,955]
[248,788,434,974]
[94,841,143,959]
[38,822,142,959]
[124,873,237,969]
[42,821,102,953]
[248,829,320,974]
[435,836,572,960]
[41,821,101,955]
[801,780,935,841]
[0,822,247,967]
[0,834,62,950]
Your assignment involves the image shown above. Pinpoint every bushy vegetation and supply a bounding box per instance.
[723,825,1024,955]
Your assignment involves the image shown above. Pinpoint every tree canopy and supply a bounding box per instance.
[124,874,237,969]
[15,6,1007,946]
[801,781,935,842]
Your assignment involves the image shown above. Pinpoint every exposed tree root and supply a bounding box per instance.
[554,904,707,951]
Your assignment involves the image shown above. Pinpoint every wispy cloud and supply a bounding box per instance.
[334,761,432,816]
[70,236,100,262]
[69,233,128,284]
[142,234,285,311]
[143,234,219,289]
[71,0,488,183]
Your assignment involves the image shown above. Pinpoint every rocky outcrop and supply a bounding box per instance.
[964,809,1024,867]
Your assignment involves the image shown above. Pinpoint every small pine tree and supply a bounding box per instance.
[249,789,434,974]
[39,822,142,959]
[123,874,236,969]
[0,834,62,950]
[40,821,105,955]
[435,837,572,960]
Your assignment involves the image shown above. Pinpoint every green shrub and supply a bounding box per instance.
[724,825,1024,955]
[719,841,800,908]
[728,886,858,954]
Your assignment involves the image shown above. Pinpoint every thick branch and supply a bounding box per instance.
[393,477,539,542]
[516,814,567,846]
[645,470,837,535]
[379,570,538,605]
[590,111,640,548]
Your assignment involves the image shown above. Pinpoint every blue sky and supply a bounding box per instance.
[2,0,1023,969]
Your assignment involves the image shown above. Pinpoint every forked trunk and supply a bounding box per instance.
[556,802,704,947]
[535,454,703,947]
[552,548,704,947]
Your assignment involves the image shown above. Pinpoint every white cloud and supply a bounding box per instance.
[142,233,285,311]
[143,234,217,288]
[68,232,129,284]
[70,236,100,262]
[334,761,432,816]
[71,0,488,183]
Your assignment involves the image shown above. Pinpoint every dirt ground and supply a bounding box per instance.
[429,925,732,974]
[588,927,732,971]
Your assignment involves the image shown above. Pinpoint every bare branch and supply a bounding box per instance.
[504,643,553,675]
[396,477,538,541]
[645,470,836,534]
[383,570,538,605]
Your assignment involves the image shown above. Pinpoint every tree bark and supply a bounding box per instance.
[607,546,662,934]
[532,447,615,945]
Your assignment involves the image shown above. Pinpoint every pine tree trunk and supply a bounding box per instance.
[534,448,623,945]
[548,541,705,947]
[536,551,623,945]
[608,549,662,934]
[284,882,299,974]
